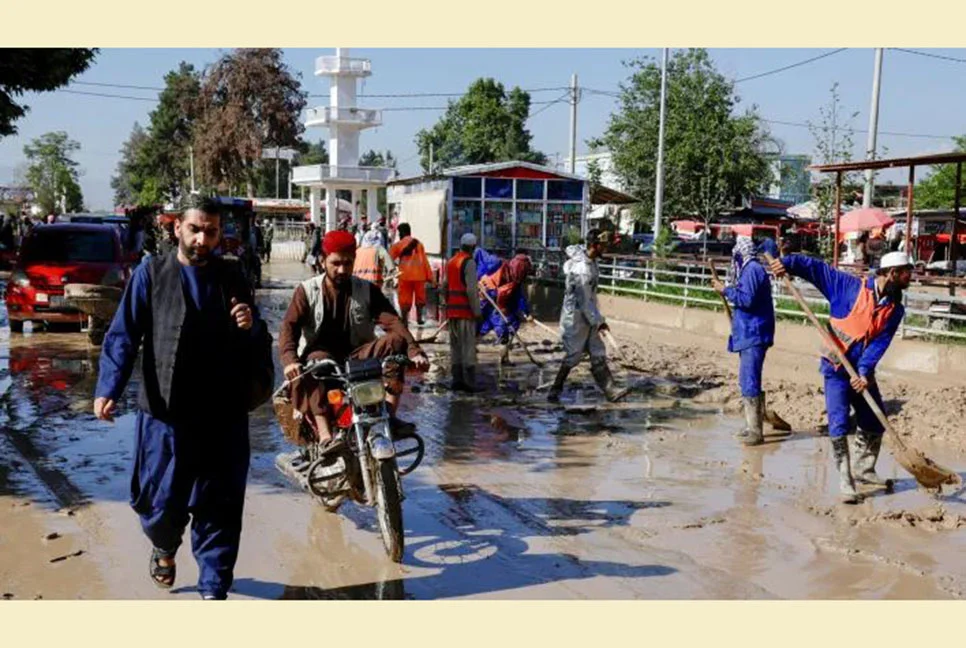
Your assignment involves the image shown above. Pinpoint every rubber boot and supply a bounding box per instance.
[547,364,572,403]
[416,306,426,327]
[852,429,894,492]
[735,396,764,446]
[762,392,792,432]
[451,363,466,392]
[464,366,482,393]
[591,359,629,403]
[830,436,862,504]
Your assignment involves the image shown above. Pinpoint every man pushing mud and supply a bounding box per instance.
[768,251,912,503]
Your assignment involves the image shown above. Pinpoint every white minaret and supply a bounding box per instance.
[292,48,393,231]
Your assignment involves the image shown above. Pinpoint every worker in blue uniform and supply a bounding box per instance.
[93,194,274,599]
[768,250,913,503]
[711,236,775,446]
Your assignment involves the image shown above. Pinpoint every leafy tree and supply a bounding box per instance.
[807,82,860,259]
[111,122,152,206]
[592,49,772,233]
[415,78,547,172]
[916,136,966,209]
[143,62,200,201]
[193,49,307,196]
[358,149,397,216]
[23,131,84,214]
[0,49,97,137]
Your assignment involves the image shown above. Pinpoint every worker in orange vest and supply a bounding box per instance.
[389,222,436,327]
[443,233,482,391]
[353,224,396,291]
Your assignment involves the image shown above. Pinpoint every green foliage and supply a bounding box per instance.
[592,49,773,233]
[807,83,860,260]
[415,78,547,172]
[916,136,966,209]
[23,131,84,214]
[0,49,97,137]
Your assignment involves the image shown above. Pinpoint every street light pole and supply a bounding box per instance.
[653,48,669,237]
[862,48,884,208]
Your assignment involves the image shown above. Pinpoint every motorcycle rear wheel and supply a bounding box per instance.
[373,458,404,563]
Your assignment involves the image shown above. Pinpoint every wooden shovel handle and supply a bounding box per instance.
[762,253,907,453]
[478,287,544,367]
[708,260,733,320]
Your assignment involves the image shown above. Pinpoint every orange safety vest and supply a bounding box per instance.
[479,264,506,292]
[446,251,474,320]
[353,247,384,287]
[822,282,895,365]
[390,236,432,282]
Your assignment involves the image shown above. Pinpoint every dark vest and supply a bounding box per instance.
[138,251,256,422]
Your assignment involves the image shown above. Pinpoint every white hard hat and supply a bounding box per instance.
[460,233,477,247]
[878,251,913,271]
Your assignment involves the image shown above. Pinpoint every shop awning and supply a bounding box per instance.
[590,184,639,205]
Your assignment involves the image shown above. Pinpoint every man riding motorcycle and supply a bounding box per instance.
[278,230,430,447]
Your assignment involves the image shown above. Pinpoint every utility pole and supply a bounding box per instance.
[275,148,281,199]
[429,143,434,174]
[288,169,293,200]
[653,48,669,237]
[189,145,196,193]
[569,73,578,174]
[862,48,884,208]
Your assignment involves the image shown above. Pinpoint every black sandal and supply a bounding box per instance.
[150,547,176,590]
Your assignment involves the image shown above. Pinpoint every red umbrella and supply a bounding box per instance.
[839,207,895,233]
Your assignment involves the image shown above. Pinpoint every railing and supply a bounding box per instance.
[315,56,371,76]
[516,247,966,344]
[291,165,395,184]
[305,106,382,127]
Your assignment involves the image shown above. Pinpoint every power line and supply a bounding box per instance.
[528,91,572,119]
[734,48,849,83]
[890,48,966,64]
[761,118,954,141]
[59,89,159,102]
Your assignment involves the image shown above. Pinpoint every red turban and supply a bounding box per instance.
[322,230,357,256]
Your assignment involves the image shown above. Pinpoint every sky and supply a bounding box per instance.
[2,47,965,211]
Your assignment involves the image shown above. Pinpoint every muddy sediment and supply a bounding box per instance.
[1,261,965,600]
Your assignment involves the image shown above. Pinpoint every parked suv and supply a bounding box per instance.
[5,223,131,333]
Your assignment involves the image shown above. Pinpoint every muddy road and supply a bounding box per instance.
[1,261,966,600]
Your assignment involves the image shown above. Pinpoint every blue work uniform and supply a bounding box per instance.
[724,259,775,398]
[474,248,530,342]
[95,257,258,599]
[781,254,904,439]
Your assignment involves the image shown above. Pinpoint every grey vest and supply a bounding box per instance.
[298,275,375,356]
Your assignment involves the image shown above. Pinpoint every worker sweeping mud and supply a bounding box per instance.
[353,223,396,294]
[710,236,775,446]
[92,195,275,600]
[443,233,483,392]
[476,249,534,364]
[547,229,629,404]
[278,230,431,445]
[390,222,436,328]
[768,251,912,503]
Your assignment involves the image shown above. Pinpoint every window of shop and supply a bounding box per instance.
[515,202,544,250]
[452,200,481,245]
[483,201,513,253]
[546,203,583,249]
[484,178,513,199]
[453,177,483,198]
[515,179,544,201]
[547,180,583,202]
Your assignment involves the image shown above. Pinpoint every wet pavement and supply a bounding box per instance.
[2,261,966,600]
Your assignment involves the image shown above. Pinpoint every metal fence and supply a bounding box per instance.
[517,247,966,343]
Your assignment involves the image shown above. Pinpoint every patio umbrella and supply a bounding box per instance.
[838,207,895,233]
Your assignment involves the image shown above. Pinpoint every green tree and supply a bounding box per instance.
[916,136,966,209]
[415,78,547,172]
[23,131,84,214]
[0,49,97,137]
[143,62,200,201]
[808,82,860,259]
[592,49,772,233]
[111,122,151,207]
[358,149,397,216]
[193,49,307,196]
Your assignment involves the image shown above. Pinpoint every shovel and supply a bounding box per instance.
[417,319,449,344]
[764,252,960,490]
[479,288,545,368]
[708,259,791,432]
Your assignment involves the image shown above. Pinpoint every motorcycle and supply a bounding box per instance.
[273,354,425,562]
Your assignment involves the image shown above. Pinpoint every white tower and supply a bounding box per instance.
[292,48,393,231]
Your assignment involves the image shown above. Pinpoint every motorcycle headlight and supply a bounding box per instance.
[351,380,385,406]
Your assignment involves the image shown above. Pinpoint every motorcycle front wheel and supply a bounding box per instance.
[373,458,404,562]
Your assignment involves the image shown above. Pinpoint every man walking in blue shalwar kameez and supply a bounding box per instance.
[93,194,273,599]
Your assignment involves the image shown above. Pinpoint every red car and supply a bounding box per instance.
[5,223,132,333]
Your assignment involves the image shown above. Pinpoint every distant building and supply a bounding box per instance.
[766,154,812,204]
